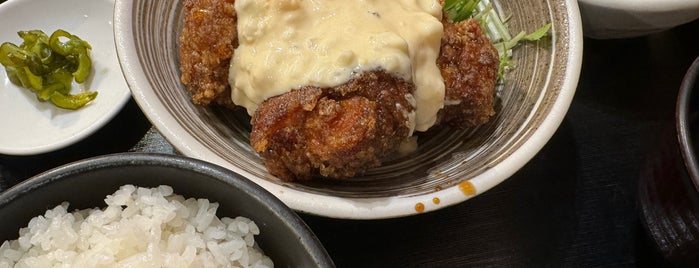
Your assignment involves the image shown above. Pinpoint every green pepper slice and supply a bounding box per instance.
[49,91,98,110]
[0,29,97,110]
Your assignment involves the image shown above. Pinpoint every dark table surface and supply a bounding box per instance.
[2,3,699,266]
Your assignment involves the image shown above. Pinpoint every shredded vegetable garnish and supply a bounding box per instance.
[0,29,97,110]
[444,0,552,80]
[444,0,481,23]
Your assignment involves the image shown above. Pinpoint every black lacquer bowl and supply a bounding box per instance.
[639,57,699,266]
[0,153,334,267]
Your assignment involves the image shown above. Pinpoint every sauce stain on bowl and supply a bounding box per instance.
[459,181,477,196]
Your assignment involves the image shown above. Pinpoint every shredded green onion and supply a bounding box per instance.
[444,0,480,23]
[0,29,97,110]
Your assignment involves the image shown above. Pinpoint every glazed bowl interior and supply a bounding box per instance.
[0,153,333,267]
[114,0,582,218]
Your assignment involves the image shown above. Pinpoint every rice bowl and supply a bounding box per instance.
[0,153,334,267]
[0,185,273,267]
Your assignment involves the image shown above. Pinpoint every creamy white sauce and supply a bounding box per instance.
[230,0,445,131]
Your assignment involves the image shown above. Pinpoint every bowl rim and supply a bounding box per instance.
[578,0,699,11]
[677,57,699,193]
[113,0,584,219]
[0,152,335,267]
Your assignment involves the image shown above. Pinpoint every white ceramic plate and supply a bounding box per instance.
[115,0,582,219]
[0,0,130,155]
[579,0,699,39]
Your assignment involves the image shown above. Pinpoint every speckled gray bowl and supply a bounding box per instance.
[115,0,583,219]
[0,153,334,267]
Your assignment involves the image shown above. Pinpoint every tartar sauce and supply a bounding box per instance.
[230,0,445,131]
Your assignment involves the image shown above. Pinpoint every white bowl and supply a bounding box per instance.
[114,0,583,219]
[0,0,130,155]
[579,0,699,39]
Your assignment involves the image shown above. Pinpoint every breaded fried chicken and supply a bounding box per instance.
[437,18,499,128]
[179,0,499,181]
[250,71,414,180]
[179,0,237,107]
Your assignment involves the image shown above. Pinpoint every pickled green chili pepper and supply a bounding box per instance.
[0,42,29,67]
[48,29,91,56]
[0,29,97,110]
[23,66,43,90]
[49,91,98,110]
[49,29,92,83]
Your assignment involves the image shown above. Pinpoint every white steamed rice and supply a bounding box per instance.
[0,185,274,268]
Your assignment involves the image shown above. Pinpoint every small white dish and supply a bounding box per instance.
[579,0,699,39]
[0,0,130,155]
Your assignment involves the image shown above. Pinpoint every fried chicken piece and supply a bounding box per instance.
[178,0,499,180]
[250,18,498,180]
[437,18,499,128]
[250,71,415,180]
[179,0,237,107]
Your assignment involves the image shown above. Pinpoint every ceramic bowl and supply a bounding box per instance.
[114,0,583,219]
[0,0,131,155]
[0,153,334,267]
[579,0,699,39]
[639,57,699,266]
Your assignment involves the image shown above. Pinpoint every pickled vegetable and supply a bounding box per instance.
[0,29,97,110]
